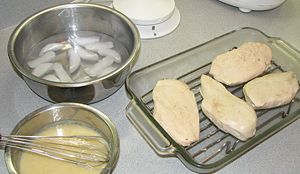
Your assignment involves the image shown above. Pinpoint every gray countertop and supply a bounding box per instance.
[0,0,299,173]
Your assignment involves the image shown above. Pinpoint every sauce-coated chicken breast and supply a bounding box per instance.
[200,75,257,141]
[153,79,200,146]
[210,42,272,86]
[243,72,299,109]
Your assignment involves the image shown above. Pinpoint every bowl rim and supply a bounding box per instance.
[7,3,141,88]
[4,102,120,174]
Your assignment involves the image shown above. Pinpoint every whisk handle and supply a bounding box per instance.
[0,133,4,150]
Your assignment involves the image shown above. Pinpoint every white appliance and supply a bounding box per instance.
[218,0,286,12]
[113,0,180,39]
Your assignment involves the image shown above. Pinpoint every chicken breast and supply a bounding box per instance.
[153,79,200,146]
[243,72,299,109]
[200,75,257,141]
[210,42,272,86]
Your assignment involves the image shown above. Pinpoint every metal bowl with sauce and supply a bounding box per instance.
[5,103,120,174]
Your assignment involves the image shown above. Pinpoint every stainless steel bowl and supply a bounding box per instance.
[5,103,120,174]
[8,3,140,104]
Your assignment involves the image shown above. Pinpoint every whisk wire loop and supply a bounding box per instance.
[0,134,109,167]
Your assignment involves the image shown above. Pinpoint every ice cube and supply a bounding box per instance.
[31,63,54,77]
[97,65,119,77]
[42,74,60,82]
[28,51,56,68]
[84,41,114,52]
[75,45,99,61]
[68,48,81,74]
[72,36,99,46]
[84,56,115,77]
[53,63,73,82]
[98,48,121,63]
[39,43,65,56]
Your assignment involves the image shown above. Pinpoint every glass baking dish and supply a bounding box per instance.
[125,27,300,173]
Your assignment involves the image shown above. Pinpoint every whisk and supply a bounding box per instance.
[0,133,110,167]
